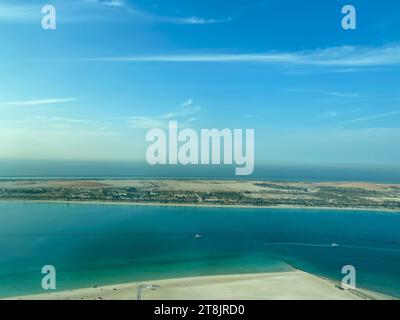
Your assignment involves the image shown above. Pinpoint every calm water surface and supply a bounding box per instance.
[0,202,399,298]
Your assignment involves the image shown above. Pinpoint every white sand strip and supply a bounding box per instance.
[6,270,383,300]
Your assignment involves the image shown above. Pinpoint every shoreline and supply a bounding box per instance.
[1,199,400,213]
[5,270,394,300]
[1,178,399,212]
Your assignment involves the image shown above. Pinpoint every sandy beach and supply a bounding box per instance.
[1,179,399,212]
[5,270,392,300]
[4,199,400,214]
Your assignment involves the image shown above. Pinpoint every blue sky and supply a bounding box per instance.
[0,0,399,166]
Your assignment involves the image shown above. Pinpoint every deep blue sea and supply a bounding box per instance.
[0,202,399,298]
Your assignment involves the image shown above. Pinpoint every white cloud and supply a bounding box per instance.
[333,111,400,127]
[0,1,230,25]
[89,44,400,68]
[92,0,126,8]
[0,3,39,22]
[129,99,201,129]
[0,98,77,107]
[139,12,230,25]
[0,114,118,138]
[178,16,232,25]
[319,91,360,98]
[180,99,193,108]
[83,0,131,10]
[34,116,95,125]
[288,89,360,98]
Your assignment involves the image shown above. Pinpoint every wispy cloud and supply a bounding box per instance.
[86,0,231,24]
[89,44,400,68]
[34,115,94,125]
[176,16,232,25]
[319,91,360,98]
[0,3,39,22]
[0,98,77,107]
[85,0,127,8]
[0,1,230,25]
[180,99,193,108]
[333,111,400,127]
[288,89,361,98]
[129,99,201,129]
[0,115,117,135]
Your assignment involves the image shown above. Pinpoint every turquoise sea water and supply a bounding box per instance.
[0,202,399,298]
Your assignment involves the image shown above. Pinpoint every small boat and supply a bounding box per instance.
[331,243,340,247]
[195,233,203,239]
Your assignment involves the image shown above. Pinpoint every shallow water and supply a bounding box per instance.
[0,202,399,298]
